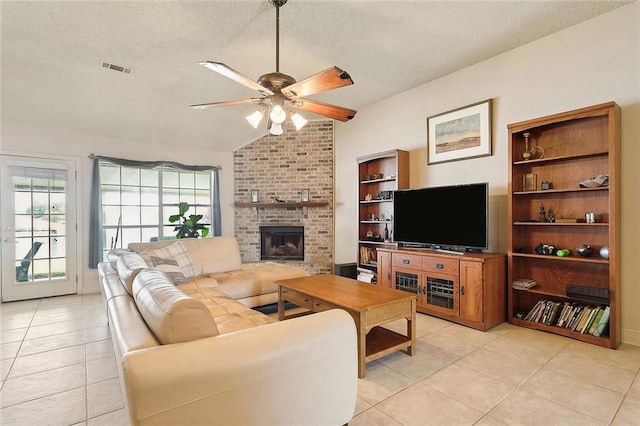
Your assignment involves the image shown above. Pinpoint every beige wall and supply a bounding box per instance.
[1,124,236,294]
[334,4,640,345]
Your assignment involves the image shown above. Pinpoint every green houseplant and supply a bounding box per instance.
[168,202,210,239]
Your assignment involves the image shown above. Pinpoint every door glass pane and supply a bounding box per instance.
[50,192,65,213]
[50,258,66,279]
[50,236,65,257]
[11,174,67,284]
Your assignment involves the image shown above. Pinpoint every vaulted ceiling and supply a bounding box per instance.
[1,1,631,151]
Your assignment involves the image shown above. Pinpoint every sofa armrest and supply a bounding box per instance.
[122,309,358,426]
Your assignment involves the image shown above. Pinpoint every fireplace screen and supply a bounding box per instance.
[260,226,304,261]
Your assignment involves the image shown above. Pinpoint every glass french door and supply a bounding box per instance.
[1,155,78,302]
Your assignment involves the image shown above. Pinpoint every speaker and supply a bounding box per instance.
[334,263,357,279]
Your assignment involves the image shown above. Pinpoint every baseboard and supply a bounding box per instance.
[621,328,640,347]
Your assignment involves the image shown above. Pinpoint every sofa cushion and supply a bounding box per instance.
[181,286,276,334]
[148,256,188,285]
[116,252,149,296]
[195,237,242,275]
[132,268,219,344]
[128,237,243,276]
[136,240,198,278]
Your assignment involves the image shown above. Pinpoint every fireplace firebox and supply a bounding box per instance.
[260,226,304,261]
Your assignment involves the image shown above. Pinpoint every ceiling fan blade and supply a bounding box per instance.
[290,98,357,122]
[282,66,354,98]
[190,98,265,109]
[199,61,274,97]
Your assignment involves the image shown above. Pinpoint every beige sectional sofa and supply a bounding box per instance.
[98,236,358,425]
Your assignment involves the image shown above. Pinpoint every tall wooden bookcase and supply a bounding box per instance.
[356,150,409,281]
[507,102,620,348]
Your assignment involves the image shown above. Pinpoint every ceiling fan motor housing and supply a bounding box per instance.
[258,72,296,91]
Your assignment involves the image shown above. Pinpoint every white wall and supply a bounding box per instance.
[1,124,235,294]
[334,3,640,345]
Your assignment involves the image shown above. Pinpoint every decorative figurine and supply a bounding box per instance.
[522,132,532,160]
[547,208,555,223]
[538,204,547,223]
[521,131,545,160]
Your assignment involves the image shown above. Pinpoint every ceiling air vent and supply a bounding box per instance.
[101,61,133,74]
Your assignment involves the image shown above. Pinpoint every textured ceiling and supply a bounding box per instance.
[1,0,632,152]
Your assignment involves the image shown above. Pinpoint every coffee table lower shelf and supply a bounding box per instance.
[366,326,412,362]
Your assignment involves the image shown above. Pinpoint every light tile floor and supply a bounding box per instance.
[1,293,639,425]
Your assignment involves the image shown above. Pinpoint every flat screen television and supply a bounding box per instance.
[393,182,488,253]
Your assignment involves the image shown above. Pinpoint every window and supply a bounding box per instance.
[99,162,214,257]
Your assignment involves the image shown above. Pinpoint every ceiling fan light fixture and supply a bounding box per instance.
[269,122,284,135]
[269,104,287,124]
[291,112,308,131]
[246,110,264,129]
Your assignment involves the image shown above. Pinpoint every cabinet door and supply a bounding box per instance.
[391,266,422,300]
[377,250,392,288]
[422,270,459,316]
[459,260,483,323]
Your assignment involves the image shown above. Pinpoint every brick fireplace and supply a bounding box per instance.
[233,121,334,275]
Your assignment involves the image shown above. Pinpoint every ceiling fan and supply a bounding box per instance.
[190,0,356,135]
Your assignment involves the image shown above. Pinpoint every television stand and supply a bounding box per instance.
[376,247,506,331]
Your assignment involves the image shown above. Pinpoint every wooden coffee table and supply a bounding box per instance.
[276,274,416,378]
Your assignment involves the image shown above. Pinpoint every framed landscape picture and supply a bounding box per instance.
[427,99,492,165]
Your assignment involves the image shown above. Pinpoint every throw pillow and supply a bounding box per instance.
[137,240,198,278]
[149,256,188,285]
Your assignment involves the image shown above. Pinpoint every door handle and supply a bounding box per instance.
[460,285,465,295]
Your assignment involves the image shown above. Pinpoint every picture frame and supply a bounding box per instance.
[301,189,310,202]
[427,99,492,165]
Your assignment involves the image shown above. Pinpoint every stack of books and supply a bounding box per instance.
[523,300,610,337]
[356,268,376,284]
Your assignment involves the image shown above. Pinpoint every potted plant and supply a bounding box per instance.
[168,202,210,238]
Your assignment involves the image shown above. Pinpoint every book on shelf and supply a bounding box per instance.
[587,307,605,335]
[582,306,601,334]
[578,307,594,333]
[548,301,563,325]
[570,305,587,331]
[556,302,574,328]
[593,306,611,337]
[524,300,544,321]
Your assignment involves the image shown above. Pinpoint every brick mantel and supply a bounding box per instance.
[233,121,334,275]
